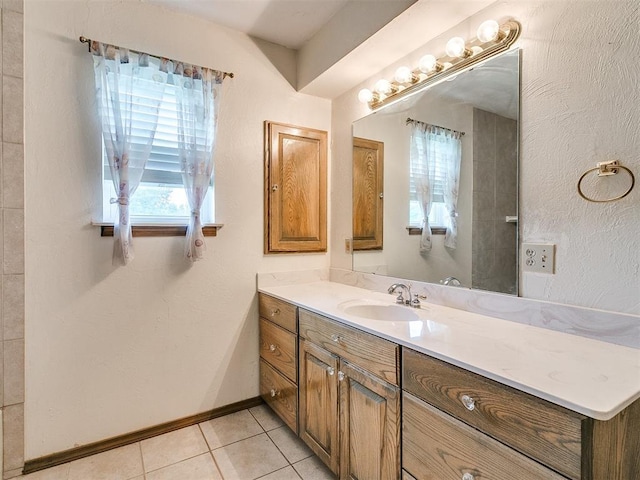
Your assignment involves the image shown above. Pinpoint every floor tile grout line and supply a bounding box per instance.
[136,441,147,480]
[143,450,211,475]
[253,464,304,480]
[207,449,225,480]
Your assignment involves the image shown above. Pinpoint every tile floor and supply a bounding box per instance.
[17,405,337,480]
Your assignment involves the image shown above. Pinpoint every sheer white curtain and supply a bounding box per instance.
[92,43,167,265]
[175,65,224,261]
[410,123,436,252]
[442,131,462,248]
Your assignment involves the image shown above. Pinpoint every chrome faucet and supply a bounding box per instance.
[388,283,422,308]
[441,276,462,286]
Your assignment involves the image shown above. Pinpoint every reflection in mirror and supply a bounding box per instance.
[352,49,520,295]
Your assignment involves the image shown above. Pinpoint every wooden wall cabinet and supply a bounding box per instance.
[264,121,327,253]
[352,137,384,250]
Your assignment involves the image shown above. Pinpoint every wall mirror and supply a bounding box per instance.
[352,49,520,295]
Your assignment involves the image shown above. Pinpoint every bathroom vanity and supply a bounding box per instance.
[257,282,640,480]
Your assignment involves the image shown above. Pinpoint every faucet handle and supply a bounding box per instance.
[395,292,405,305]
[411,294,421,308]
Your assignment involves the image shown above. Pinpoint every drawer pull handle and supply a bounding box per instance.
[270,389,279,398]
[269,344,277,352]
[331,334,342,343]
[270,308,280,317]
[338,371,345,381]
[327,367,335,376]
[461,394,475,411]
[462,474,475,480]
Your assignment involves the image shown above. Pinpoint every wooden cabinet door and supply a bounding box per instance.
[339,359,400,480]
[299,338,339,474]
[353,137,384,250]
[264,121,327,253]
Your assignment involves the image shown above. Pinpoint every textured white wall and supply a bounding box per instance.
[332,0,640,315]
[24,1,331,459]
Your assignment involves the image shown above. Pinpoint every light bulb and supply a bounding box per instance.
[471,46,484,55]
[445,37,469,58]
[418,55,438,74]
[358,88,374,104]
[477,20,500,42]
[374,79,392,95]
[394,66,413,84]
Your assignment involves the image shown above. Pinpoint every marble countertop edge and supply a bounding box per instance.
[258,281,640,421]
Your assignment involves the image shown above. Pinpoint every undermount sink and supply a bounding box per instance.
[339,301,419,322]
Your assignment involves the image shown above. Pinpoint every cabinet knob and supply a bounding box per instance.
[330,334,342,343]
[272,184,279,191]
[461,394,475,411]
[337,371,345,381]
[462,473,475,480]
[269,344,277,352]
[270,389,279,398]
[327,367,335,376]
[270,308,280,317]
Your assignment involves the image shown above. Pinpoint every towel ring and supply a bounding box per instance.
[577,160,635,203]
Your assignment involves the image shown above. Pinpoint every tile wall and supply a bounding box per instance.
[472,108,518,295]
[1,0,24,478]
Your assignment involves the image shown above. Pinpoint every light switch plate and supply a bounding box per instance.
[522,243,555,273]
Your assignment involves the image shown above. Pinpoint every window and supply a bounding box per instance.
[409,134,451,229]
[101,83,214,225]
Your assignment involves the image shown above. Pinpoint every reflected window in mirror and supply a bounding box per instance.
[409,123,463,235]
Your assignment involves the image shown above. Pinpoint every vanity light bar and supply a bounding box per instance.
[359,20,521,110]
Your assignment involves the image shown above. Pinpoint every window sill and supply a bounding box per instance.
[97,224,223,237]
[406,226,446,235]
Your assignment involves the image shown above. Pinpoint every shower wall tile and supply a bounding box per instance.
[1,0,22,14]
[2,142,22,209]
[2,2,25,477]
[2,75,22,144]
[3,273,22,340]
[2,208,22,274]
[2,10,22,78]
[3,403,24,473]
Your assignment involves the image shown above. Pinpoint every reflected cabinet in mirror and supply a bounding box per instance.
[352,49,520,295]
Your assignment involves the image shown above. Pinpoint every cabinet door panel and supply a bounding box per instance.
[264,121,327,253]
[353,137,384,251]
[299,339,339,474]
[340,360,400,480]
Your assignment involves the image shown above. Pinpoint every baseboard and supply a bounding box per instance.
[23,396,264,475]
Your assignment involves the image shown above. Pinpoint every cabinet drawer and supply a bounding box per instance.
[259,294,297,333]
[403,392,566,480]
[402,348,584,479]
[299,309,398,385]
[260,318,297,383]
[260,359,298,433]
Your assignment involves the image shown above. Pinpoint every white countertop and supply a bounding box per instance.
[259,281,640,421]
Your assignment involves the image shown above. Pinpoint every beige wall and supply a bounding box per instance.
[1,0,24,477]
[332,0,640,315]
[24,1,331,460]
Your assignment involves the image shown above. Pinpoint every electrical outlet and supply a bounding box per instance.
[522,243,555,273]
[345,238,352,254]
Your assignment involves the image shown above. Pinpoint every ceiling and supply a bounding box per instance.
[147,0,353,49]
[143,0,497,98]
